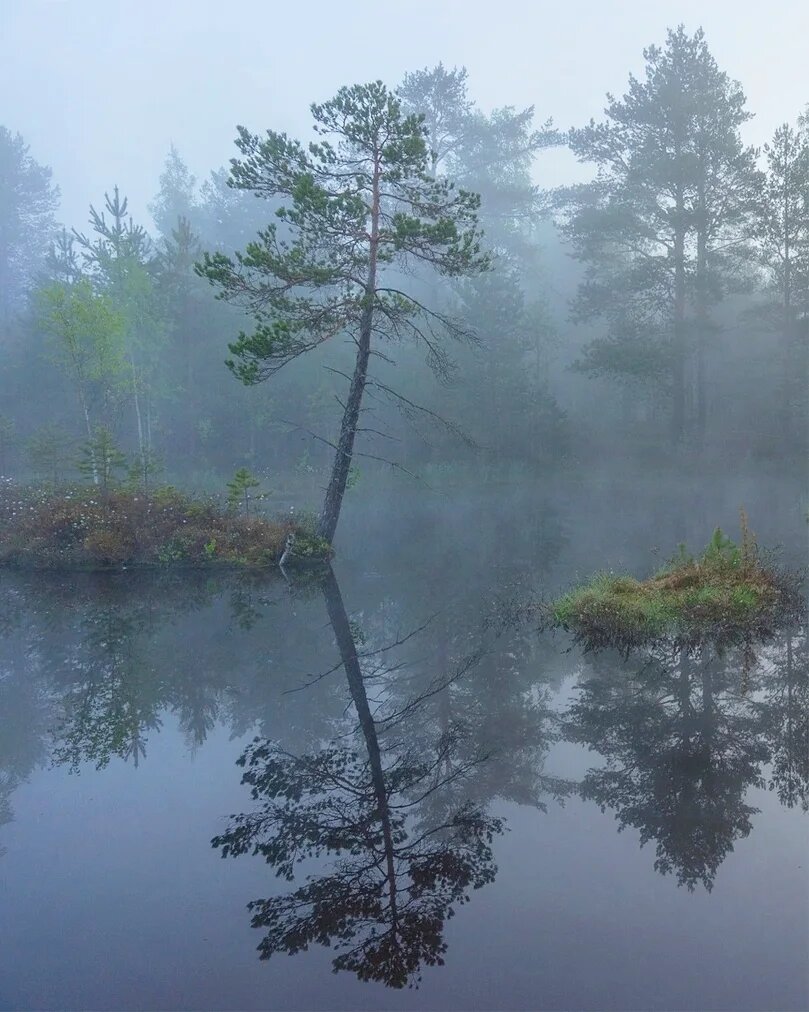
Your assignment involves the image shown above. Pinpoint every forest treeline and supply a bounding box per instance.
[1,26,807,504]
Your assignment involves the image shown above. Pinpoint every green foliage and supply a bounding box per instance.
[77,427,127,494]
[27,425,73,485]
[0,415,16,475]
[552,522,793,651]
[703,527,742,567]
[0,126,59,317]
[149,144,198,239]
[573,330,673,388]
[197,80,489,382]
[398,67,566,466]
[127,447,164,495]
[345,466,361,491]
[196,79,491,542]
[37,278,126,417]
[74,186,169,471]
[755,122,809,320]
[157,536,188,565]
[284,509,333,561]
[558,27,760,438]
[227,467,262,515]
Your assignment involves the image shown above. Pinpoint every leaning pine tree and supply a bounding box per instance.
[196,81,489,543]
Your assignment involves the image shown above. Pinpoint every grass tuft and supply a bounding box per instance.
[551,515,802,652]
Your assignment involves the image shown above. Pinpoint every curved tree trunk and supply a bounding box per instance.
[321,565,399,936]
[317,308,373,543]
[317,149,382,544]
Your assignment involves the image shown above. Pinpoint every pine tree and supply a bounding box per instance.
[197,81,489,542]
[27,424,73,485]
[559,26,759,442]
[78,426,127,497]
[398,65,563,465]
[149,144,197,239]
[227,467,261,515]
[74,187,165,477]
[753,120,809,437]
[0,127,59,322]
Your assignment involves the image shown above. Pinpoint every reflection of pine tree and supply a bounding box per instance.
[565,646,769,891]
[213,567,505,988]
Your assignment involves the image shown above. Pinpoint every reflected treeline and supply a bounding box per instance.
[757,630,809,811]
[565,631,809,890]
[0,566,806,983]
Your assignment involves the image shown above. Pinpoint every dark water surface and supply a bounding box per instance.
[1,470,807,1010]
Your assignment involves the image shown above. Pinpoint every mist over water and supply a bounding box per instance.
[1,3,807,1009]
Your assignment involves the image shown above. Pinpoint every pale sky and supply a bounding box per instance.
[2,0,807,228]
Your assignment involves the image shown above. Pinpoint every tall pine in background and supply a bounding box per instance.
[559,27,759,443]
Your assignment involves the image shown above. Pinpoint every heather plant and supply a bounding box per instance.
[0,482,318,570]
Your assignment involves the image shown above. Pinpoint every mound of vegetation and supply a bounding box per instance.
[0,481,331,570]
[552,515,803,652]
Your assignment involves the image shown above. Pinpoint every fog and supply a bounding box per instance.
[0,4,807,1009]
[4,1,809,224]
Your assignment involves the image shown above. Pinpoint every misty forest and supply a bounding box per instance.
[0,15,807,1012]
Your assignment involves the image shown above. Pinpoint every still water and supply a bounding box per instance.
[1,470,807,1010]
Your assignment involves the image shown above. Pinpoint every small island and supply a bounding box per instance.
[0,480,331,571]
[552,514,803,651]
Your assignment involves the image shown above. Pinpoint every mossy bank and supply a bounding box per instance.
[0,481,331,570]
[552,518,803,651]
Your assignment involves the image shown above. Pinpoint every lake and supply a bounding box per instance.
[1,467,807,1010]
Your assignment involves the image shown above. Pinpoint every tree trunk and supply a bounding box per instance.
[321,565,399,935]
[694,175,709,445]
[317,313,372,543]
[131,357,145,460]
[672,216,687,444]
[317,149,382,544]
[781,168,795,439]
[81,396,99,485]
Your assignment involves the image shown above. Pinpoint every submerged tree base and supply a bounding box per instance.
[552,522,804,652]
[0,482,332,571]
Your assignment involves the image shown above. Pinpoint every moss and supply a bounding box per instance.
[0,482,332,571]
[551,526,800,652]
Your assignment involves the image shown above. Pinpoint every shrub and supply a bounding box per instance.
[0,482,329,571]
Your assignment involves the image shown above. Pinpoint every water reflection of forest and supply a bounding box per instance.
[0,568,806,986]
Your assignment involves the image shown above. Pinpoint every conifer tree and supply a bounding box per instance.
[0,127,59,322]
[753,120,809,436]
[198,81,489,542]
[559,27,759,442]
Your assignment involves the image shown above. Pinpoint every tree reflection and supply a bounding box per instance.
[0,582,58,850]
[564,633,807,891]
[759,629,809,810]
[213,566,514,988]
